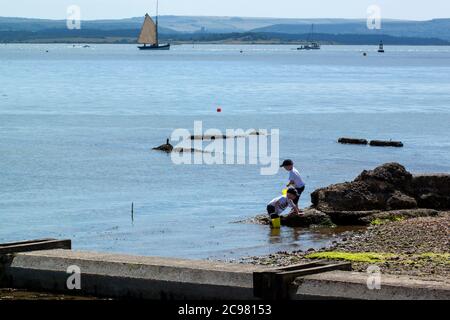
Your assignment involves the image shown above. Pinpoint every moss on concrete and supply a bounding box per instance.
[305,251,396,263]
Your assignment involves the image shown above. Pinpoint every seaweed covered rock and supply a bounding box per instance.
[326,209,439,225]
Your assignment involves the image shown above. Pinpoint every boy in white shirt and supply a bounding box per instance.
[280,159,306,208]
[267,188,302,219]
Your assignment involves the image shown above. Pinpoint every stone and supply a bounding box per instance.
[355,162,412,191]
[411,174,450,210]
[281,209,334,227]
[311,163,416,212]
[386,191,418,210]
[369,140,404,147]
[250,209,333,228]
[338,138,368,145]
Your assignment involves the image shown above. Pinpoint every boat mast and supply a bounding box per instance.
[155,0,159,45]
[310,24,314,42]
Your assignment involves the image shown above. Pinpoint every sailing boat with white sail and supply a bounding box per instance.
[137,1,170,50]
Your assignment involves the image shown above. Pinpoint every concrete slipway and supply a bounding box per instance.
[1,249,449,300]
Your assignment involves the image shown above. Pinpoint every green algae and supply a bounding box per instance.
[305,251,395,263]
[371,216,405,225]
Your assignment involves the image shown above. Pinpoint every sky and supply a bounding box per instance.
[0,0,449,20]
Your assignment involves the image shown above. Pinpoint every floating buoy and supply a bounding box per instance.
[217,107,222,113]
[363,52,367,56]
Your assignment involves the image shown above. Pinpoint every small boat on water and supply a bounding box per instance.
[378,41,385,53]
[297,24,321,50]
[137,1,170,51]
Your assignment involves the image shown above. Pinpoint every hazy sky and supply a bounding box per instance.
[1,0,448,20]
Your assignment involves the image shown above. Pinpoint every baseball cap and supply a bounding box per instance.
[286,187,299,196]
[280,159,294,167]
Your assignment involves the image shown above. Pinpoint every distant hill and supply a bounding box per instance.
[0,16,366,33]
[0,16,178,33]
[0,16,449,44]
[251,19,450,41]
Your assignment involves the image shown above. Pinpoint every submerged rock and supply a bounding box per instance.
[152,139,173,153]
[172,147,210,154]
[190,135,230,140]
[338,137,368,145]
[153,139,209,154]
[369,140,404,147]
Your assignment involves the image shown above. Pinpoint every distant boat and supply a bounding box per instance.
[297,24,321,50]
[137,1,170,51]
[378,41,385,53]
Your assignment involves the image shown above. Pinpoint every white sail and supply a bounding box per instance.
[138,14,157,45]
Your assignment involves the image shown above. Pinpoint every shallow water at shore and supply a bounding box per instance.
[0,44,449,259]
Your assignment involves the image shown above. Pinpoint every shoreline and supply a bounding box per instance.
[3,41,450,46]
[238,212,450,283]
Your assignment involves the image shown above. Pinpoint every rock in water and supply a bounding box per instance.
[338,138,368,145]
[369,140,404,147]
[152,140,173,153]
[311,163,449,212]
[251,209,334,228]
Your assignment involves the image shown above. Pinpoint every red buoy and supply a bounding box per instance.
[217,107,222,113]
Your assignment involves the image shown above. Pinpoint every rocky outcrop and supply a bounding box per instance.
[411,174,450,210]
[326,209,439,225]
[307,162,449,225]
[250,163,448,228]
[251,209,334,228]
[310,163,443,213]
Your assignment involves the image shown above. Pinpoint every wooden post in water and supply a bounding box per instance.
[131,202,134,222]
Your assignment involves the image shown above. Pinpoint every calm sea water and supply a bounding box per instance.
[1,44,449,259]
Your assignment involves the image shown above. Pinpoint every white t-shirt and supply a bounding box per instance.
[289,167,305,188]
[268,196,295,214]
